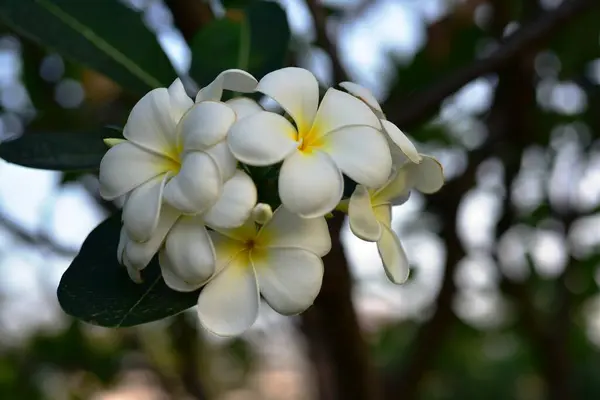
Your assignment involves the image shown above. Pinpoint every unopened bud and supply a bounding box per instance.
[251,203,273,225]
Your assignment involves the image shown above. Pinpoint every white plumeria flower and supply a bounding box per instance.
[345,158,444,283]
[339,81,422,166]
[99,71,257,242]
[119,169,258,286]
[195,206,331,336]
[228,67,392,218]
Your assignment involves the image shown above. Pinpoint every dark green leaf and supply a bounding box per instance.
[0,131,111,171]
[190,2,290,86]
[58,213,199,328]
[0,0,176,94]
[222,0,257,8]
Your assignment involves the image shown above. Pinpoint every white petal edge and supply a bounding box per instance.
[197,252,259,337]
[324,125,392,188]
[196,69,258,102]
[123,88,178,157]
[163,216,216,286]
[159,250,206,292]
[256,67,318,134]
[205,140,237,181]
[163,151,222,214]
[348,185,381,242]
[124,205,181,269]
[339,81,385,119]
[408,155,445,194]
[168,78,193,123]
[122,173,169,242]
[99,142,171,200]
[180,101,236,151]
[312,88,381,138]
[381,120,421,164]
[252,247,323,315]
[257,206,331,257]
[203,170,257,229]
[228,111,298,166]
[278,150,343,218]
[227,97,263,120]
[377,223,410,284]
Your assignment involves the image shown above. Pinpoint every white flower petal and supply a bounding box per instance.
[180,101,236,151]
[99,142,172,200]
[117,227,127,265]
[197,69,258,102]
[205,140,237,181]
[203,170,257,229]
[163,216,216,286]
[118,229,142,283]
[381,120,421,164]
[159,250,204,292]
[209,230,247,272]
[256,67,318,133]
[252,247,323,315]
[122,173,169,242]
[124,205,181,269]
[163,151,222,214]
[257,206,331,257]
[122,251,142,283]
[348,185,381,242]
[123,88,178,157]
[312,88,381,137]
[373,204,391,227]
[324,126,391,188]
[372,168,410,205]
[408,155,445,194]
[228,112,298,166]
[278,151,343,218]
[377,223,410,284]
[227,97,263,120]
[339,81,384,119]
[168,78,193,123]
[197,253,259,336]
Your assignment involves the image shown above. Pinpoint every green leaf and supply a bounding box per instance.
[190,2,290,87]
[0,0,176,94]
[57,214,199,328]
[0,131,112,171]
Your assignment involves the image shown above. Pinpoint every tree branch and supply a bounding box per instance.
[165,0,213,42]
[305,0,349,83]
[0,211,78,257]
[384,0,599,130]
[300,213,381,400]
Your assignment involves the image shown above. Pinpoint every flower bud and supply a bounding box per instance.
[251,203,273,225]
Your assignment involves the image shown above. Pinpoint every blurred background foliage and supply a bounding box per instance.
[0,0,599,399]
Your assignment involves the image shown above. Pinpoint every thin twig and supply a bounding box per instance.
[385,0,598,130]
[305,0,349,83]
[0,211,78,257]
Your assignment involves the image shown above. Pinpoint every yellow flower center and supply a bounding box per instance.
[296,125,325,154]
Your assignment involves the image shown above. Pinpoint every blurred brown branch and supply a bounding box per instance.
[300,213,381,400]
[0,211,78,257]
[165,0,213,42]
[384,0,599,130]
[305,0,349,82]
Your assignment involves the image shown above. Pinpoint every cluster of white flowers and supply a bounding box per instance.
[99,67,444,336]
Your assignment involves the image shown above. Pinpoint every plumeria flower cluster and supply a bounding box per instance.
[99,67,444,336]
